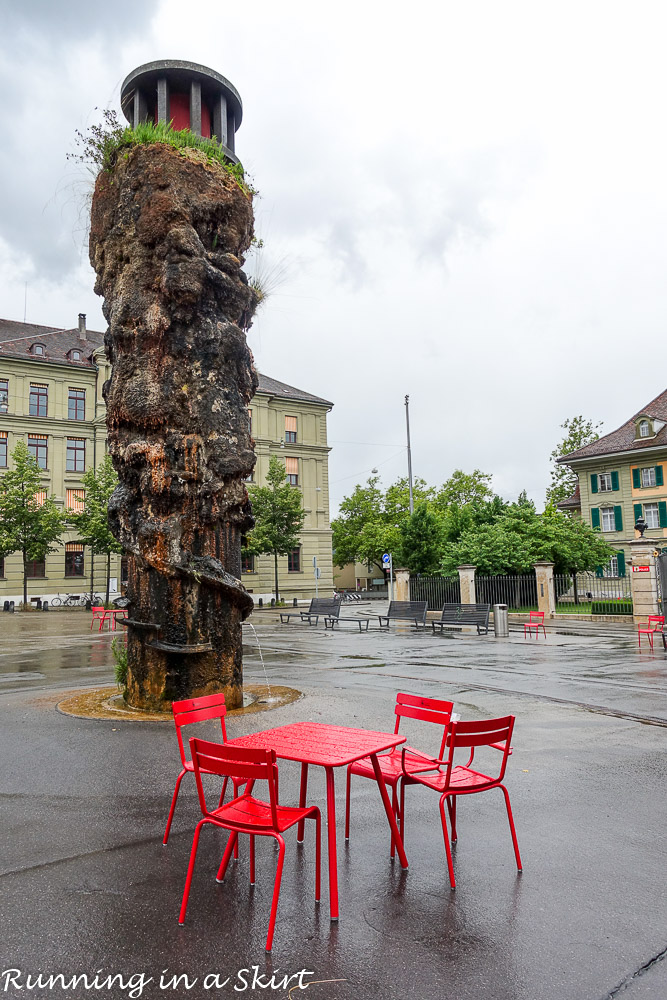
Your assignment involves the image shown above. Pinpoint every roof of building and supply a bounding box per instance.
[558,388,667,463]
[0,317,332,406]
[556,482,581,510]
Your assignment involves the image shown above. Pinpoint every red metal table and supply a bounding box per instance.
[227,721,408,919]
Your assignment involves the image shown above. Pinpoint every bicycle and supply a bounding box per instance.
[50,593,90,607]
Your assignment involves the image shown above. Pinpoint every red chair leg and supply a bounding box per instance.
[297,762,308,843]
[163,768,187,845]
[390,784,398,858]
[399,780,406,845]
[500,784,522,872]
[344,765,352,841]
[439,795,456,890]
[249,835,255,885]
[216,831,238,883]
[265,835,286,952]
[178,818,207,923]
[314,811,321,903]
[447,796,458,843]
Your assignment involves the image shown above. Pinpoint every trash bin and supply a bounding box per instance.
[493,603,509,637]
[42,601,49,611]
[3,600,9,611]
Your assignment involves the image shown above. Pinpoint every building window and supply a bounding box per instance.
[285,456,299,486]
[598,473,612,492]
[66,489,85,512]
[604,556,619,577]
[34,491,46,507]
[30,343,45,356]
[29,384,48,417]
[287,547,301,572]
[0,432,6,468]
[600,507,616,532]
[639,420,650,438]
[26,560,46,578]
[69,350,82,362]
[241,551,255,573]
[0,379,8,413]
[66,438,85,472]
[644,503,660,529]
[68,388,86,421]
[285,415,297,444]
[65,543,85,577]
[248,408,252,433]
[641,467,657,488]
[27,435,47,469]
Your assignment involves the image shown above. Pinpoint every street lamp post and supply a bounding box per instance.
[405,395,414,515]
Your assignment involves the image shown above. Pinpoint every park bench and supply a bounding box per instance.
[323,605,371,631]
[431,603,491,635]
[378,600,428,629]
[280,596,341,626]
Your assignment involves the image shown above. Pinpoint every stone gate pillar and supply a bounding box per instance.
[458,565,476,605]
[534,561,555,618]
[629,538,660,625]
[394,568,410,602]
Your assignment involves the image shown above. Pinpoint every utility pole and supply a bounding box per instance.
[405,395,414,514]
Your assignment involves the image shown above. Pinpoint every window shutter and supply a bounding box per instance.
[614,506,623,532]
[634,503,643,522]
[660,502,667,528]
[590,474,598,494]
[655,465,664,487]
[616,551,626,577]
[591,507,600,529]
[611,470,619,491]
[595,566,603,577]
[632,467,640,489]
[285,457,298,474]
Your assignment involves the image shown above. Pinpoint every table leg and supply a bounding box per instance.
[297,762,308,843]
[369,753,408,870]
[325,766,339,920]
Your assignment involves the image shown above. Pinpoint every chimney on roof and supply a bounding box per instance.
[78,313,86,342]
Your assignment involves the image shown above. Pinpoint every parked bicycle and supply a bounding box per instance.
[50,593,93,607]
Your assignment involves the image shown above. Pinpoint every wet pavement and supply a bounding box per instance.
[1,608,667,999]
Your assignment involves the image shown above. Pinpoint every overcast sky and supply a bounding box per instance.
[2,0,667,515]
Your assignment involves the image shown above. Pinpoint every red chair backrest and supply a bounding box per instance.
[648,616,664,626]
[171,693,228,767]
[189,737,279,828]
[91,606,104,615]
[394,692,454,758]
[528,612,544,622]
[443,715,515,785]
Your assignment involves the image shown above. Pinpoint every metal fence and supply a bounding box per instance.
[554,572,632,615]
[410,575,460,610]
[475,574,538,611]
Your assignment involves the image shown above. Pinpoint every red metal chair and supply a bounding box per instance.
[163,692,244,845]
[179,738,321,952]
[90,606,111,631]
[638,615,664,650]
[345,692,454,856]
[524,611,546,638]
[401,715,522,889]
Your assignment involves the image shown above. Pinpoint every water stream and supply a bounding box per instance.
[243,622,273,700]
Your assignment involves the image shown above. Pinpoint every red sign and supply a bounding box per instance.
[633,565,650,572]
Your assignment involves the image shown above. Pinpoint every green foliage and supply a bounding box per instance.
[69,108,254,194]
[0,442,66,603]
[547,415,602,506]
[397,505,443,574]
[70,455,121,557]
[443,500,615,576]
[111,635,128,690]
[246,455,306,602]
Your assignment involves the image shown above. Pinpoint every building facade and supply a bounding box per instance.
[557,389,667,574]
[0,317,333,604]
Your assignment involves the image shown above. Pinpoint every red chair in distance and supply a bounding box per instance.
[345,692,454,856]
[401,715,522,890]
[524,611,546,638]
[638,615,664,650]
[90,606,110,631]
[179,738,321,952]
[163,692,244,846]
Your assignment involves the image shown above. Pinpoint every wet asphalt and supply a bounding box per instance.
[1,608,666,1000]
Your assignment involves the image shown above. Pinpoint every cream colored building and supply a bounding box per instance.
[0,316,333,604]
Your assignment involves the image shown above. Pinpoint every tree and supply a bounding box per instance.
[246,455,305,602]
[70,454,122,605]
[0,441,66,605]
[547,416,602,506]
[398,504,443,574]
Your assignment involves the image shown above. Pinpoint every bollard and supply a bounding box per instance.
[3,600,9,612]
[258,597,263,607]
[9,601,15,613]
[42,601,49,611]
[493,603,509,637]
[85,600,91,611]
[270,598,275,607]
[36,598,42,610]
[293,598,298,607]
